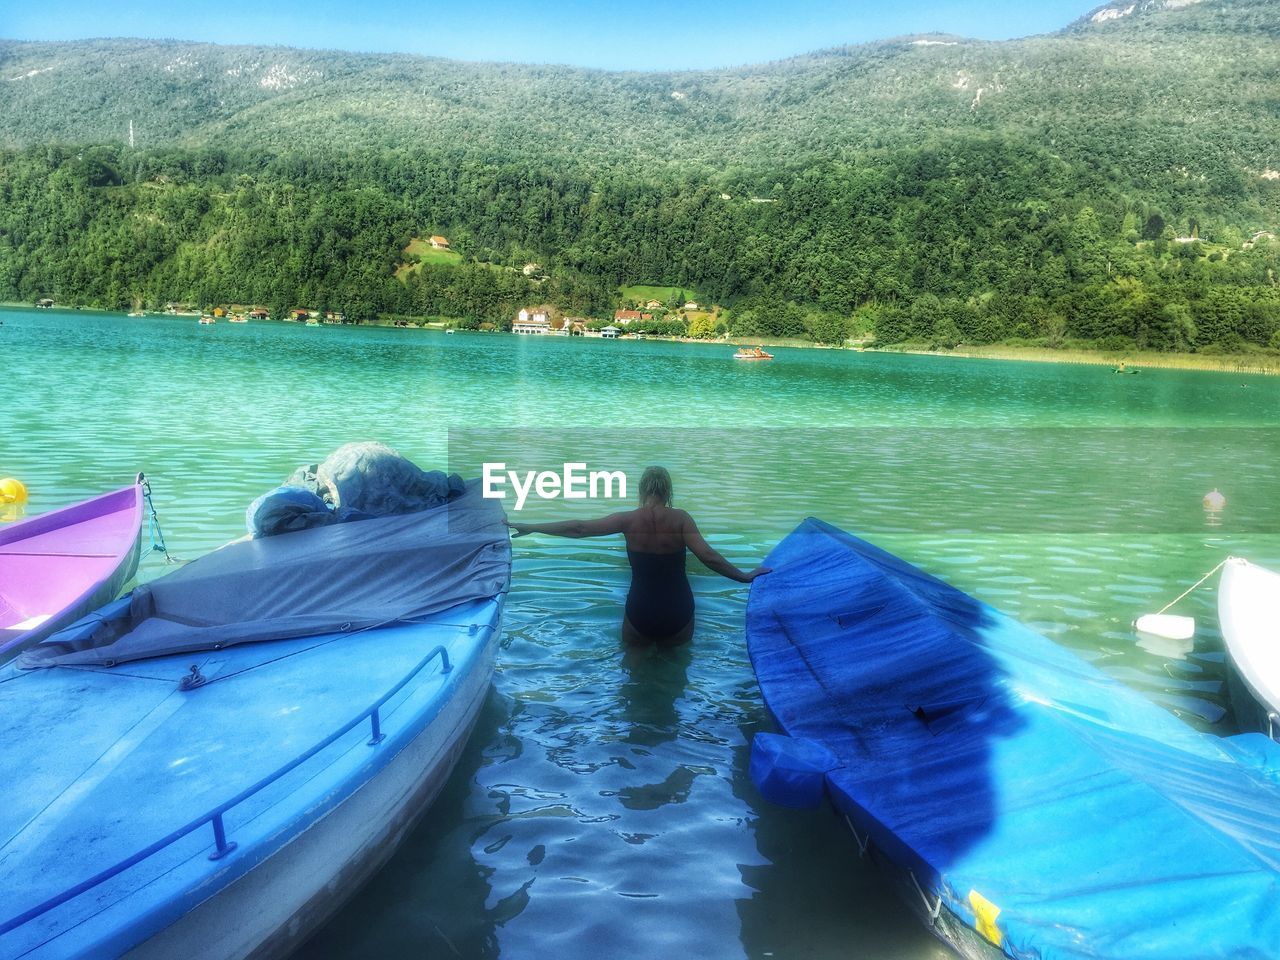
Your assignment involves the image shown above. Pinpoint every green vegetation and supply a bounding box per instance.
[619,285,703,306]
[394,239,463,281]
[402,239,463,265]
[0,0,1277,351]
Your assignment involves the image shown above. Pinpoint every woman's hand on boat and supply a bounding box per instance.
[505,519,531,538]
[744,566,772,582]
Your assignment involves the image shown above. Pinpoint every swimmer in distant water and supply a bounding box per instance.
[507,466,770,646]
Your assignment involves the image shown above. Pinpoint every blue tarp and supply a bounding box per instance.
[747,518,1280,960]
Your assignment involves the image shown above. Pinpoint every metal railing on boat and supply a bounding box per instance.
[0,643,456,937]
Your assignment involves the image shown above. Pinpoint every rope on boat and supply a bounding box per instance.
[137,472,180,564]
[1153,559,1228,615]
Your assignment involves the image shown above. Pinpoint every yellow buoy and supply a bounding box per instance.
[0,477,28,504]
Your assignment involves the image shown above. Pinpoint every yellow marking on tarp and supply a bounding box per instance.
[968,889,1003,947]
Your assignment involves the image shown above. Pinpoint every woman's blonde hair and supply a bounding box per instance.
[638,465,673,506]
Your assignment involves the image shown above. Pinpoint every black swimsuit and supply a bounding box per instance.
[625,548,694,640]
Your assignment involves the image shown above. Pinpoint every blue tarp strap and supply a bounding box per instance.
[909,870,943,925]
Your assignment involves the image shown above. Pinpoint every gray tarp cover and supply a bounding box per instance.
[22,481,509,668]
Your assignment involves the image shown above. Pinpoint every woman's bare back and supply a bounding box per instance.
[620,505,689,554]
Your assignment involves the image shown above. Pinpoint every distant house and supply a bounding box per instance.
[291,309,312,321]
[523,263,541,277]
[249,309,269,320]
[683,301,700,311]
[601,326,622,339]
[514,307,551,334]
[430,235,450,249]
[614,310,643,325]
[645,299,663,310]
[34,298,54,309]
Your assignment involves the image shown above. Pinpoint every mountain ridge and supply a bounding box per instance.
[0,0,1276,350]
[1,0,1275,172]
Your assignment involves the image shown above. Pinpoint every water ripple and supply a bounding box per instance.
[5,308,1278,960]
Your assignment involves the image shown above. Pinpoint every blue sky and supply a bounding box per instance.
[3,1,1102,70]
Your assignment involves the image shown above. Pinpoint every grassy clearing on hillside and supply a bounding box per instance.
[396,237,520,281]
[619,284,703,305]
[395,239,463,280]
[403,238,463,264]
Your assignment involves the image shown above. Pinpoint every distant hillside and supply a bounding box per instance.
[1,0,1277,176]
[0,0,1277,348]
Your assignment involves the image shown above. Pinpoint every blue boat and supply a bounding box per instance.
[0,484,509,960]
[747,519,1280,960]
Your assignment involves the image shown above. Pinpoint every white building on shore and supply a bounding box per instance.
[513,307,551,335]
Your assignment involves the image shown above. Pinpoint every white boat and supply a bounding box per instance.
[0,484,510,959]
[1219,557,1280,739]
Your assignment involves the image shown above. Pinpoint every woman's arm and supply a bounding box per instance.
[680,512,770,583]
[508,511,629,539]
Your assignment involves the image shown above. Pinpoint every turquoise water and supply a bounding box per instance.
[4,307,1279,958]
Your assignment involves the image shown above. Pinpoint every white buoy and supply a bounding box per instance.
[1203,489,1226,512]
[1135,613,1196,642]
[1134,558,1229,644]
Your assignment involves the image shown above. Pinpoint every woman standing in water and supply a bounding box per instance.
[507,466,769,646]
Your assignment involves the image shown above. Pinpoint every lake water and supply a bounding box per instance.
[4,307,1279,959]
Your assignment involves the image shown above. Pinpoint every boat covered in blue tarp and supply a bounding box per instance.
[747,518,1280,960]
[0,480,509,960]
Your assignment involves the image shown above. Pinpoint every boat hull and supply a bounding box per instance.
[126,618,498,960]
[748,520,1280,960]
[0,484,143,660]
[1,597,506,960]
[1219,557,1280,739]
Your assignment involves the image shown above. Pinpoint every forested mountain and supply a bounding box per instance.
[0,0,1277,348]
